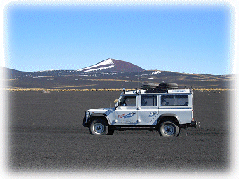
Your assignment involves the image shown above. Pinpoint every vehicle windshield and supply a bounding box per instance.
[118,95,136,106]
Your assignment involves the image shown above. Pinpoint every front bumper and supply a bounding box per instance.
[82,116,88,127]
[82,111,90,127]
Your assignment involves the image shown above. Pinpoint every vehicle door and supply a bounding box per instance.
[137,94,158,125]
[115,95,138,125]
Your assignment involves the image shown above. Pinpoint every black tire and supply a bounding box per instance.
[89,118,109,135]
[159,120,180,137]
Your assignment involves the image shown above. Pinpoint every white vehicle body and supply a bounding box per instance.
[83,88,197,137]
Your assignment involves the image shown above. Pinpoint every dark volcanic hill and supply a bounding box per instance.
[2,67,28,78]
[78,58,144,73]
[2,58,233,90]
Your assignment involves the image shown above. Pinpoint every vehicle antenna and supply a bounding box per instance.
[138,69,140,89]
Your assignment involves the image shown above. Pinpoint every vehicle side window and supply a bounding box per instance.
[119,96,136,106]
[161,95,188,106]
[141,95,157,106]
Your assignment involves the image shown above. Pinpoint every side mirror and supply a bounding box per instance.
[114,99,119,108]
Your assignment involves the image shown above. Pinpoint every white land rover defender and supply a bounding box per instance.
[83,83,197,137]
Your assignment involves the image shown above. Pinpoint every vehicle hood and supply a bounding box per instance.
[87,108,115,115]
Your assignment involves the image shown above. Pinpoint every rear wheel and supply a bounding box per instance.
[159,120,180,137]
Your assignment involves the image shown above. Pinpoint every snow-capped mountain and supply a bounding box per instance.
[78,58,144,73]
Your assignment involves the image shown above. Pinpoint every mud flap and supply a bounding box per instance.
[105,125,109,134]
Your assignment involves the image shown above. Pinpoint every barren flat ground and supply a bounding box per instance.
[8,90,230,173]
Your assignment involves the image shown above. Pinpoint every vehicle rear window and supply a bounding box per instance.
[161,95,188,106]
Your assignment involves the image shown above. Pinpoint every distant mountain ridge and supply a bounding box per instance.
[2,58,145,78]
[2,61,233,90]
[78,58,144,73]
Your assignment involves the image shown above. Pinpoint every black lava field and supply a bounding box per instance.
[8,90,230,173]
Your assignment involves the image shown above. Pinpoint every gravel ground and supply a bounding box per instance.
[7,90,231,173]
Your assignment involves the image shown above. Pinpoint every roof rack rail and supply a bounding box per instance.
[141,82,178,93]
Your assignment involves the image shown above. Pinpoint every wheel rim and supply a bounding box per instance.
[93,123,105,134]
[163,123,175,136]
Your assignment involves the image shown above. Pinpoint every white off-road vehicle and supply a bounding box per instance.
[83,83,197,137]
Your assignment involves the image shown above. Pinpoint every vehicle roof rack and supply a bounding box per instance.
[141,82,178,93]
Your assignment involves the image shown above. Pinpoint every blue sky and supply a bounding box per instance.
[5,3,231,75]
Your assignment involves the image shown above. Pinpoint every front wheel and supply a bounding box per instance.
[89,118,112,135]
[159,121,180,137]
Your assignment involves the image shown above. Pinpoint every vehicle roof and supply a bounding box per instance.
[122,89,192,95]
